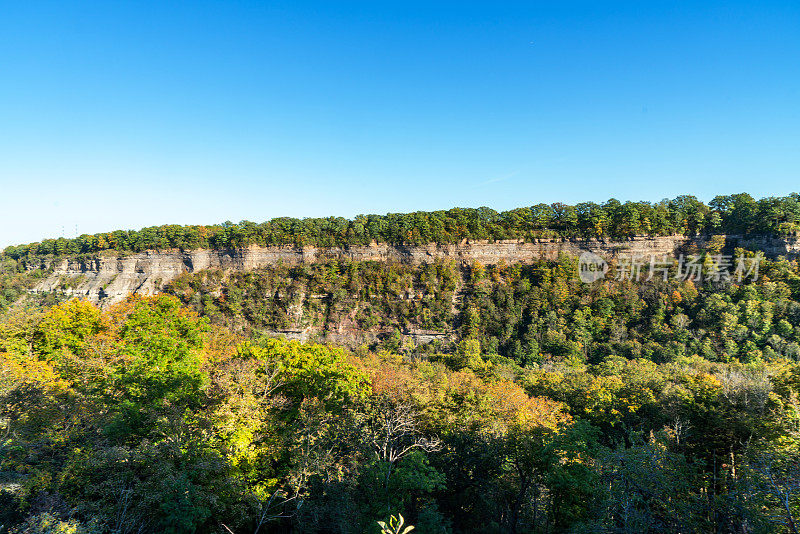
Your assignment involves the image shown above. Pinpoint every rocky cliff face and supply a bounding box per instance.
[31,235,800,305]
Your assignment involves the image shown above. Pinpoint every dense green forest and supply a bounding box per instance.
[163,252,800,367]
[165,260,459,335]
[3,240,800,532]
[4,193,800,260]
[3,194,800,532]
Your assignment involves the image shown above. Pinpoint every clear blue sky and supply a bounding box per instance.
[1,1,798,247]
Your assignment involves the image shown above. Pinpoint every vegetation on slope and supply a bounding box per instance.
[1,249,800,532]
[3,194,800,532]
[165,260,459,335]
[0,257,57,314]
[164,251,800,368]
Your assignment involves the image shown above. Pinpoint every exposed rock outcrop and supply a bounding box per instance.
[31,235,800,305]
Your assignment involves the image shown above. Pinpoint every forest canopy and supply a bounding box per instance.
[4,193,800,260]
[3,288,800,533]
[4,194,800,532]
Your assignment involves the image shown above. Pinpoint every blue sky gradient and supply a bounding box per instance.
[1,1,798,247]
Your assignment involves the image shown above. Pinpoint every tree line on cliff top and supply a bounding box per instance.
[4,193,800,260]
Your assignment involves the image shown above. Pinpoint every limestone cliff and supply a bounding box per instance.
[30,235,800,305]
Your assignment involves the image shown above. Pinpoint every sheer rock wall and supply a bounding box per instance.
[31,235,800,305]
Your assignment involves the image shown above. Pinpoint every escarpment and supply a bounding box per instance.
[28,235,800,306]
